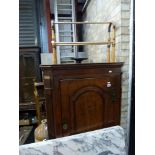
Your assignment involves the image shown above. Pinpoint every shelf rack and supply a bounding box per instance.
[51,21,116,64]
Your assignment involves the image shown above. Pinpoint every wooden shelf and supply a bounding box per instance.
[19,102,36,111]
[19,99,45,111]
[19,119,37,126]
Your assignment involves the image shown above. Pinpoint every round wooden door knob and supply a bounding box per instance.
[62,123,68,130]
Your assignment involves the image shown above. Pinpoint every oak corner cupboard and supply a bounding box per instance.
[41,62,123,139]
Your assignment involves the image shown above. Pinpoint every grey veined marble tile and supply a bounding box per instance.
[19,126,126,155]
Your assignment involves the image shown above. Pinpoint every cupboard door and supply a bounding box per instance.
[19,49,41,103]
[60,77,112,136]
[20,54,36,102]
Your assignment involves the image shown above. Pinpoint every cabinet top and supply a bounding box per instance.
[40,62,124,70]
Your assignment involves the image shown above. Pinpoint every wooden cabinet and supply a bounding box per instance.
[19,47,41,105]
[41,63,123,139]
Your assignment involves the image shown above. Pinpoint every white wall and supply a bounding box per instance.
[83,0,131,144]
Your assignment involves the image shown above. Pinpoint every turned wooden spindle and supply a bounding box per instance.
[51,24,57,64]
[106,23,112,63]
[112,25,116,62]
[106,44,110,63]
[33,80,41,125]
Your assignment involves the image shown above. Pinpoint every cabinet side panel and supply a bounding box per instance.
[43,71,55,138]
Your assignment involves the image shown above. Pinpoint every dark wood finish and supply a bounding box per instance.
[19,47,41,105]
[41,63,123,139]
[19,102,36,111]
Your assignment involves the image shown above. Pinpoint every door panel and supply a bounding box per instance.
[72,90,105,133]
[60,77,113,136]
